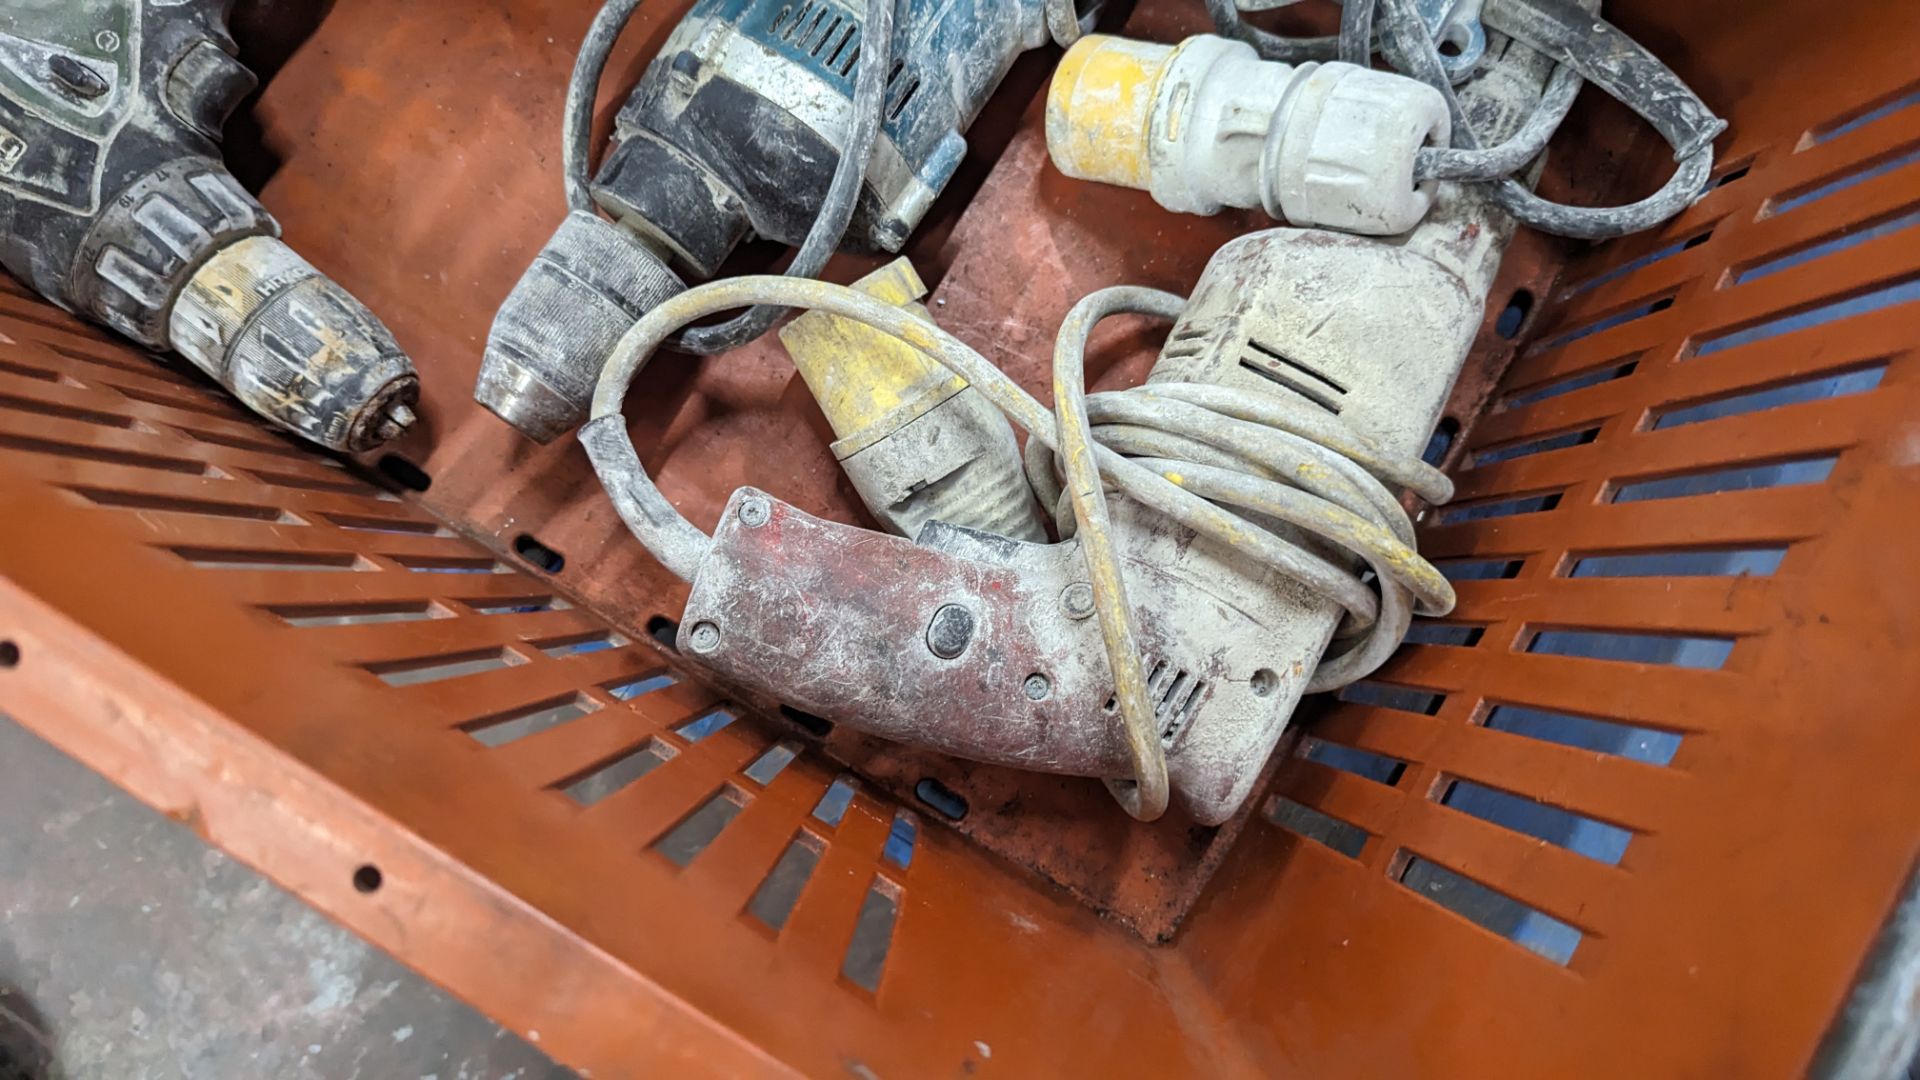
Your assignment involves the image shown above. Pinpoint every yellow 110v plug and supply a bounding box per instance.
[779,258,1049,543]
[1046,34,1451,235]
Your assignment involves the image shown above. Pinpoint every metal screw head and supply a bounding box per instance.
[687,621,721,653]
[1061,582,1096,620]
[1250,668,1278,697]
[738,496,771,528]
[1022,673,1052,701]
[925,604,975,660]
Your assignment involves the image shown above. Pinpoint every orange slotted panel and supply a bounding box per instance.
[2,0,1919,1075]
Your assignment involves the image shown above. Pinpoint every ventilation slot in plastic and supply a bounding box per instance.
[1435,557,1525,581]
[0,391,134,429]
[1160,323,1211,362]
[1436,777,1632,865]
[1805,85,1920,147]
[676,709,737,743]
[812,775,858,826]
[245,468,366,496]
[69,486,291,523]
[1737,208,1920,283]
[1396,854,1582,965]
[1525,628,1735,670]
[0,433,208,475]
[841,877,901,993]
[748,832,824,931]
[171,547,368,572]
[1404,621,1486,647]
[561,739,675,805]
[1470,427,1599,468]
[1099,658,1208,744]
[1649,364,1887,430]
[1567,546,1787,579]
[1338,681,1446,716]
[1560,232,1714,299]
[744,826,821,930]
[464,694,600,747]
[461,596,567,615]
[603,672,675,700]
[1239,339,1347,414]
[744,741,800,786]
[1299,736,1407,786]
[1500,358,1640,410]
[885,60,919,121]
[1693,275,1920,357]
[1482,703,1682,766]
[1531,295,1674,353]
[1771,140,1920,217]
[654,787,749,867]
[913,777,968,821]
[317,512,444,535]
[367,647,521,687]
[1609,454,1839,503]
[537,631,625,659]
[1436,491,1563,524]
[882,812,918,869]
[391,554,505,574]
[1265,796,1368,858]
[269,601,442,627]
[0,356,57,381]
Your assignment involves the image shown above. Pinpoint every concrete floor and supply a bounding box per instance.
[0,717,573,1080]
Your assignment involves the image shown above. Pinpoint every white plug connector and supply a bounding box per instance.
[1046,34,1451,235]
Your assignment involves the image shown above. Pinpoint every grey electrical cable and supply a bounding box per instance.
[1045,0,1100,47]
[1415,58,1581,180]
[1217,0,1720,238]
[582,275,1457,820]
[1030,295,1445,692]
[558,0,897,356]
[1205,0,1340,63]
[562,0,643,215]
[1338,0,1376,66]
[1378,0,1712,239]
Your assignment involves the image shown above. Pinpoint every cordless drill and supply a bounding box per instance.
[0,0,418,452]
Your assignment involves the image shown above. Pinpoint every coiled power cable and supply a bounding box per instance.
[1209,0,1726,239]
[583,276,1457,821]
[560,0,897,356]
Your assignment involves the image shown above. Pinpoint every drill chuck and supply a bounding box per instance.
[476,210,685,443]
[170,237,419,453]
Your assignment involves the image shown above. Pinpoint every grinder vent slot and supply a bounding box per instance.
[1161,321,1212,363]
[1101,658,1210,745]
[1240,338,1347,415]
[770,0,864,78]
[886,60,922,121]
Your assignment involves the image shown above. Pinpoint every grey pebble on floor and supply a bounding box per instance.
[0,716,575,1080]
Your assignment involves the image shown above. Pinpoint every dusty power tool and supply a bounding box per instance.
[579,3,1723,824]
[0,0,418,452]
[476,0,1082,443]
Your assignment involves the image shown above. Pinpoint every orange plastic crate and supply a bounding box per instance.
[2,0,1918,1075]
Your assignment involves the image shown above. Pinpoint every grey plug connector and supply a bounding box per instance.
[1046,34,1452,235]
